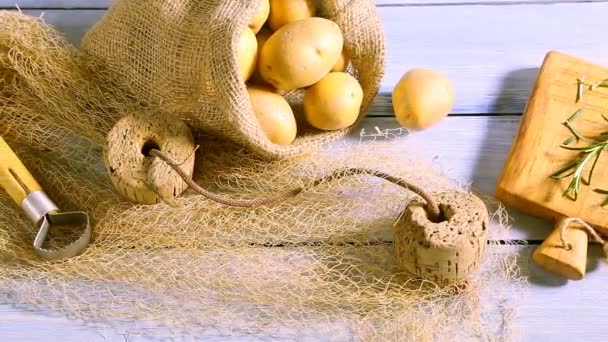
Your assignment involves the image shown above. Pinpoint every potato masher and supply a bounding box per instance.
[0,136,91,259]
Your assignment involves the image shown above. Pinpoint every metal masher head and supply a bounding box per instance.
[0,136,92,260]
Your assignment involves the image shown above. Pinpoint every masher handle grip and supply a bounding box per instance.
[0,136,43,205]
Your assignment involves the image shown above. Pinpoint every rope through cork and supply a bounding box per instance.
[559,217,608,258]
[149,149,443,221]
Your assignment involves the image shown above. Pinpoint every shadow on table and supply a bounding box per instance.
[471,68,555,240]
[519,243,605,287]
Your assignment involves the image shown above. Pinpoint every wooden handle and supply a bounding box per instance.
[0,136,43,205]
[532,218,588,280]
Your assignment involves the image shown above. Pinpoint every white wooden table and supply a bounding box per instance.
[2,1,608,341]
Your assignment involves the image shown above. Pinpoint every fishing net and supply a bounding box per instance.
[0,10,526,341]
[81,0,385,159]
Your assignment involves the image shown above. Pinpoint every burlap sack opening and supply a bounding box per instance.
[82,0,385,159]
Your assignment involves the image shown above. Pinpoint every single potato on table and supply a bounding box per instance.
[304,72,363,131]
[268,0,316,31]
[247,85,297,145]
[237,27,258,81]
[392,68,454,130]
[248,0,270,33]
[259,17,343,90]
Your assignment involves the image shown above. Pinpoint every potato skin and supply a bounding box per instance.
[331,49,349,72]
[268,0,316,31]
[259,17,343,91]
[392,68,454,130]
[304,72,363,131]
[248,0,270,33]
[238,27,258,81]
[247,85,297,145]
[249,28,273,85]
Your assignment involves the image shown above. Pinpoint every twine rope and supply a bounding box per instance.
[148,148,443,222]
[559,217,608,258]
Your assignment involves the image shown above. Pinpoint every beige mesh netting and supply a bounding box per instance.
[81,0,385,159]
[0,10,525,341]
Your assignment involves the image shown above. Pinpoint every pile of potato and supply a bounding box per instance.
[238,0,363,145]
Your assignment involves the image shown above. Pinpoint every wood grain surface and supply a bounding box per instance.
[497,51,608,234]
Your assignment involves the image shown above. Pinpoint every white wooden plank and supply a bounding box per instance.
[20,10,105,44]
[517,245,608,342]
[379,2,608,114]
[15,3,608,114]
[5,0,608,9]
[2,245,607,341]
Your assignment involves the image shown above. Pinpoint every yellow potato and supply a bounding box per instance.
[259,17,343,90]
[331,49,349,72]
[268,0,315,31]
[304,72,363,131]
[248,85,297,145]
[249,28,273,85]
[248,0,270,33]
[392,68,454,130]
[238,27,258,81]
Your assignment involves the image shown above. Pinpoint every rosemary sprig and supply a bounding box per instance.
[551,108,608,201]
[550,144,605,200]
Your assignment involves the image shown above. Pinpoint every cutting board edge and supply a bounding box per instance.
[496,184,608,237]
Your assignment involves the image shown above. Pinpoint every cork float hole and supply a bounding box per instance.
[141,139,161,157]
[427,203,452,223]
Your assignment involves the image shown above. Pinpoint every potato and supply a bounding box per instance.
[392,68,454,130]
[249,28,273,85]
[304,72,363,131]
[247,85,297,145]
[259,17,343,90]
[248,0,270,33]
[237,27,258,81]
[331,49,349,72]
[268,0,316,31]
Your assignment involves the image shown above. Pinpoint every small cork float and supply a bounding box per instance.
[394,191,489,284]
[104,112,196,204]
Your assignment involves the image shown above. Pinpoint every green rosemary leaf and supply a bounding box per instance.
[551,170,577,180]
[563,178,579,201]
[602,114,608,123]
[559,145,598,152]
[550,158,584,178]
[593,79,608,88]
[584,149,602,185]
[564,108,583,124]
[601,198,608,207]
[594,188,608,195]
[576,80,584,102]
[563,136,576,145]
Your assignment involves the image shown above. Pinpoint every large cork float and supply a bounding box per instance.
[394,191,489,284]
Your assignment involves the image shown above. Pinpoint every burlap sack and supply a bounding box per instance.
[81,0,385,159]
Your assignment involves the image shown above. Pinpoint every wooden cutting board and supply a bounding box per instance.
[497,51,608,236]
